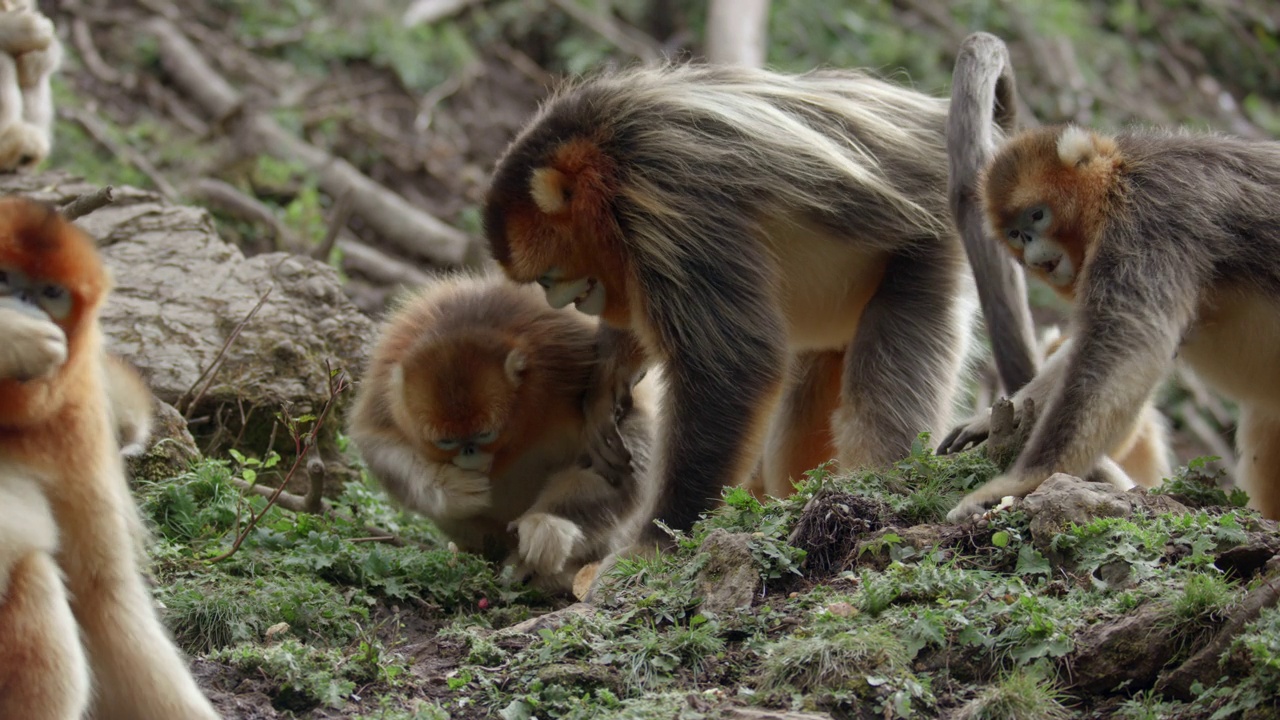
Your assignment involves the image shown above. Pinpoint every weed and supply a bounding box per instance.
[953,667,1073,720]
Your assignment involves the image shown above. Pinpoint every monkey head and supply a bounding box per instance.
[389,330,529,474]
[0,197,107,350]
[484,136,635,328]
[982,125,1121,297]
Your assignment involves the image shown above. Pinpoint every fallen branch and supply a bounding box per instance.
[60,107,178,200]
[60,185,115,221]
[337,237,434,287]
[184,177,303,253]
[147,18,476,267]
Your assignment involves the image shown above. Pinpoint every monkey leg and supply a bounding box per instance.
[1111,402,1173,489]
[52,461,219,720]
[1236,403,1280,521]
[833,252,976,468]
[0,475,89,720]
[758,350,843,498]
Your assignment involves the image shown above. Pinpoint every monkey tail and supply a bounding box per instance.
[947,32,1040,395]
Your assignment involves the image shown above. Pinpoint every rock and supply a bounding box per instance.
[499,602,598,635]
[126,398,202,484]
[1023,473,1189,550]
[715,709,834,720]
[1068,602,1178,693]
[695,529,761,615]
[34,176,377,471]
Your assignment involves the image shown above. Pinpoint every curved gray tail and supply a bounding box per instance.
[948,32,1039,394]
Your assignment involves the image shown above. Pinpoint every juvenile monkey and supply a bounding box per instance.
[942,32,1172,493]
[0,0,60,172]
[938,121,1280,521]
[349,273,658,593]
[484,63,1040,542]
[0,197,220,719]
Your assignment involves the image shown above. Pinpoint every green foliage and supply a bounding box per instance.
[954,668,1072,720]
[1155,457,1251,509]
[210,637,405,711]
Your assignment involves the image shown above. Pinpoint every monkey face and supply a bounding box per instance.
[0,198,105,339]
[998,203,1076,289]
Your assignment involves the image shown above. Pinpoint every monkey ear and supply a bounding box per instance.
[504,348,528,384]
[1057,125,1118,168]
[530,167,569,214]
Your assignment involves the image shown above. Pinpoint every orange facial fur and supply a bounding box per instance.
[981,126,1123,298]
[486,137,636,328]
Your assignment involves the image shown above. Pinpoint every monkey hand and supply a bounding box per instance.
[426,464,492,520]
[0,10,54,55]
[945,470,1040,524]
[0,306,67,381]
[936,408,993,455]
[511,512,585,577]
[580,374,634,484]
[15,43,58,88]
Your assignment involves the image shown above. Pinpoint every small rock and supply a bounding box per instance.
[695,529,761,615]
[1023,473,1188,551]
[500,602,597,635]
[825,602,856,618]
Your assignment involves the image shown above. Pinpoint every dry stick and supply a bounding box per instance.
[546,0,661,63]
[71,17,126,86]
[337,237,434,287]
[60,186,115,221]
[208,369,351,563]
[147,18,475,267]
[185,177,303,253]
[311,190,354,261]
[177,287,273,418]
[60,107,179,200]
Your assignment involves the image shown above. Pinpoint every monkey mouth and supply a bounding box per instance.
[573,278,606,316]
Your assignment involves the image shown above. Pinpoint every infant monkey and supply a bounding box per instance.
[349,273,658,593]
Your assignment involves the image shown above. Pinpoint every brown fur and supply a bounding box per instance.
[484,63,1026,544]
[943,124,1280,521]
[0,197,219,718]
[349,273,657,593]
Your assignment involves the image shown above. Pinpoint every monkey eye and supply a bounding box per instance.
[536,275,554,289]
[1031,209,1044,222]
[474,430,498,445]
[435,438,460,451]
[37,283,71,319]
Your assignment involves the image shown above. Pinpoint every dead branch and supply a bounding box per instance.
[71,17,128,87]
[546,0,661,63]
[60,107,178,200]
[337,237,434,288]
[184,177,303,253]
[1157,562,1280,699]
[147,18,476,267]
[60,186,115,221]
[705,0,769,67]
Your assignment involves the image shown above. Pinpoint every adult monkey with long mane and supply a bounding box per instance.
[940,32,1174,495]
[483,63,1032,545]
[938,115,1280,519]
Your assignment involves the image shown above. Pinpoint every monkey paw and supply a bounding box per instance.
[16,44,59,86]
[430,464,491,519]
[513,512,585,577]
[937,408,993,455]
[0,11,54,54]
[945,496,991,524]
[0,307,66,381]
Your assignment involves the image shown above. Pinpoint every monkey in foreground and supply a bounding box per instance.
[484,62,1041,541]
[938,122,1280,521]
[0,0,60,172]
[0,198,220,719]
[942,31,1172,494]
[349,273,658,593]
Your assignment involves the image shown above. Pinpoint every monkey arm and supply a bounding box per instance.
[0,304,66,381]
[355,432,491,521]
[947,242,1197,520]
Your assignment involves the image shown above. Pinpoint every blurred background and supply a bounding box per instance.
[45,0,1280,477]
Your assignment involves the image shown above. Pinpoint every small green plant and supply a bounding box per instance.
[953,668,1073,720]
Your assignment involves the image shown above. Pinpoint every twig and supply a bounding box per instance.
[177,287,273,418]
[60,107,178,200]
[337,238,433,287]
[546,0,661,63]
[311,190,354,261]
[148,18,476,267]
[229,477,416,548]
[60,186,115,221]
[184,177,302,253]
[71,17,127,87]
[208,368,351,563]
